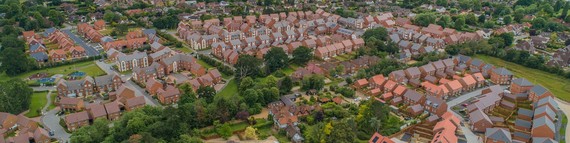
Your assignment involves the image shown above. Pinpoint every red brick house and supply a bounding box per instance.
[353,79,368,89]
[94,20,106,30]
[57,77,95,97]
[368,75,386,89]
[124,96,146,111]
[529,85,553,102]
[444,80,463,96]
[49,49,67,62]
[86,104,107,120]
[208,69,223,84]
[59,97,85,111]
[402,90,425,106]
[531,116,555,139]
[157,85,180,105]
[145,78,164,95]
[459,75,477,91]
[469,109,493,132]
[65,111,89,131]
[490,68,513,85]
[510,78,534,94]
[104,101,121,121]
[424,95,447,116]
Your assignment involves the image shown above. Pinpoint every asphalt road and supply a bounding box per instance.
[62,29,100,57]
[95,61,160,106]
[41,108,70,143]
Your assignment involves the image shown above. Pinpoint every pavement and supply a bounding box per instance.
[62,29,100,57]
[41,90,53,114]
[41,108,70,143]
[32,86,56,91]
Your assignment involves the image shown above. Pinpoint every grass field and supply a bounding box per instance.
[0,61,105,82]
[474,55,570,101]
[197,59,214,69]
[217,79,238,97]
[48,93,57,110]
[25,92,48,118]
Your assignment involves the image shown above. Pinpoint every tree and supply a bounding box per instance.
[563,2,570,18]
[362,27,389,41]
[264,47,289,73]
[71,118,110,143]
[176,135,203,143]
[532,17,547,29]
[556,0,564,12]
[242,89,259,106]
[436,15,452,28]
[214,121,232,139]
[413,13,437,27]
[503,15,512,25]
[103,12,120,23]
[279,76,293,95]
[465,14,478,25]
[565,39,570,46]
[478,14,486,23]
[239,77,254,92]
[244,126,258,140]
[369,117,382,133]
[436,0,447,6]
[0,48,35,76]
[153,15,180,29]
[114,24,129,36]
[291,46,313,66]
[500,33,514,47]
[454,16,465,30]
[47,10,65,26]
[1,36,25,49]
[301,75,325,91]
[197,86,216,103]
[235,55,262,79]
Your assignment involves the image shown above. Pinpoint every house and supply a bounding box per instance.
[469,109,493,132]
[116,51,149,72]
[423,95,447,116]
[517,108,534,121]
[94,20,105,30]
[419,64,436,78]
[94,73,122,93]
[532,137,558,143]
[368,75,386,89]
[57,77,95,97]
[389,70,408,84]
[484,128,512,143]
[531,116,555,139]
[535,96,559,112]
[510,78,534,94]
[64,111,89,131]
[59,97,85,111]
[407,104,424,116]
[534,106,556,121]
[402,90,425,105]
[529,85,553,102]
[444,80,463,96]
[490,68,513,85]
[157,85,181,104]
[145,78,164,95]
[86,104,107,120]
[515,118,532,132]
[353,79,368,89]
[404,67,421,80]
[124,96,146,111]
[104,101,120,120]
[458,75,476,91]
[369,132,394,143]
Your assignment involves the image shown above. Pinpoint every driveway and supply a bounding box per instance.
[41,108,70,143]
[62,29,100,57]
[96,61,161,107]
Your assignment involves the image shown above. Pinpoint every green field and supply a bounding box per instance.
[197,59,214,69]
[474,55,570,101]
[0,61,105,82]
[217,79,238,97]
[48,93,57,110]
[25,92,48,118]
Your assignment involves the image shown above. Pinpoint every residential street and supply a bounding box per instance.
[62,29,100,57]
[555,99,570,143]
[41,108,70,143]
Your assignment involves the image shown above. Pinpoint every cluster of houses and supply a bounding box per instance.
[468,78,559,143]
[291,55,380,80]
[60,85,146,131]
[77,20,106,43]
[0,112,51,143]
[23,28,88,63]
[548,45,570,67]
[177,9,368,64]
[56,73,123,98]
[268,95,320,143]
[102,28,159,51]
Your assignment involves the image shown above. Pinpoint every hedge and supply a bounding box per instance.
[198,54,235,76]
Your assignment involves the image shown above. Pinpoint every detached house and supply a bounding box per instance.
[490,68,513,85]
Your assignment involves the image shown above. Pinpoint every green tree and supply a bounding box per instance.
[244,126,258,140]
[503,15,512,25]
[71,118,110,143]
[214,121,232,139]
[413,13,437,27]
[436,0,447,6]
[454,16,466,30]
[242,89,259,106]
[478,14,486,23]
[178,83,196,105]
[197,86,216,103]
[301,75,325,91]
[176,135,203,143]
[436,15,452,28]
[556,0,564,12]
[465,14,478,25]
[279,76,293,95]
[264,47,289,73]
[235,55,262,79]
[239,77,254,92]
[0,48,35,76]
[532,17,547,29]
[362,27,389,41]
[47,10,65,26]
[291,46,313,66]
[563,2,570,18]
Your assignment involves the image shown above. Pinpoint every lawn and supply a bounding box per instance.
[25,91,48,118]
[48,93,57,110]
[0,61,105,82]
[197,59,214,69]
[474,55,570,101]
[217,79,238,97]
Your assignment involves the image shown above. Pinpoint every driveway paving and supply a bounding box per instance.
[41,108,70,143]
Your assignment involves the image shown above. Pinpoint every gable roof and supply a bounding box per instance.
[512,78,533,86]
[531,85,549,96]
[517,108,534,118]
[485,128,512,142]
[532,116,555,133]
[493,68,513,76]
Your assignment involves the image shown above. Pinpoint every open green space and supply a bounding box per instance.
[0,61,105,82]
[25,91,48,118]
[217,79,238,97]
[48,93,57,110]
[474,55,570,101]
[197,59,214,69]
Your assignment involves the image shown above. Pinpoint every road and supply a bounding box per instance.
[62,29,100,57]
[41,90,53,113]
[41,108,70,143]
[555,99,570,143]
[165,31,235,69]
[96,61,160,106]
[445,85,507,143]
